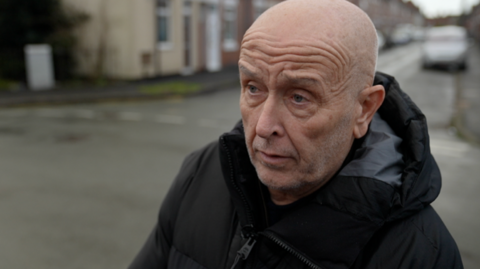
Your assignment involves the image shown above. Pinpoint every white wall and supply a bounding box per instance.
[63,0,161,79]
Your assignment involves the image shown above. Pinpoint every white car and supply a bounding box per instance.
[377,30,386,51]
[390,24,414,45]
[422,26,468,70]
[412,27,425,41]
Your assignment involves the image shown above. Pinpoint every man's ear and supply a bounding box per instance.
[353,85,385,139]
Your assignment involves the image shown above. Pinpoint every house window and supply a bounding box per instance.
[254,0,268,19]
[157,0,172,50]
[223,4,238,51]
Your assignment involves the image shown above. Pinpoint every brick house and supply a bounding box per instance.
[466,4,480,39]
[62,0,281,80]
[349,0,424,36]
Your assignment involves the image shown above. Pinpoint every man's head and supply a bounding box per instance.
[239,0,385,204]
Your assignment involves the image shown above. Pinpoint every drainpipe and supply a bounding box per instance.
[153,0,160,77]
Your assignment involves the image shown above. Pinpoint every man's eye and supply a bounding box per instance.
[293,94,305,103]
[248,85,259,93]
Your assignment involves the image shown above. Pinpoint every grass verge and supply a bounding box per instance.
[0,79,19,91]
[139,81,201,95]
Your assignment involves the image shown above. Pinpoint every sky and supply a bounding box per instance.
[409,0,480,18]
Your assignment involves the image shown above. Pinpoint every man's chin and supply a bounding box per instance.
[256,171,305,192]
[259,160,285,170]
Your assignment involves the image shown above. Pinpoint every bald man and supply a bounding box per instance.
[129,0,463,268]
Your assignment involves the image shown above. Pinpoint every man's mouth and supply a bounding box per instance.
[257,151,290,167]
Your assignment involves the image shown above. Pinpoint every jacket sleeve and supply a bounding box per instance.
[128,149,202,269]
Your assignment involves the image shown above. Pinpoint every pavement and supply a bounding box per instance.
[456,43,480,145]
[0,65,240,107]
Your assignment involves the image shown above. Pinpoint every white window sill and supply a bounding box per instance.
[157,42,174,51]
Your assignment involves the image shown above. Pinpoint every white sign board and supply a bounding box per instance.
[24,44,55,90]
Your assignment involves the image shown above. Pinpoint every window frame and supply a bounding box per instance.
[223,1,238,52]
[157,0,173,51]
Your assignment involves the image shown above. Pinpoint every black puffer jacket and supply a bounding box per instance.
[129,72,463,269]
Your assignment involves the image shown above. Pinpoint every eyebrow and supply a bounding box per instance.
[239,65,259,79]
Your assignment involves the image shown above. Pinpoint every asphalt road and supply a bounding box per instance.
[0,42,479,268]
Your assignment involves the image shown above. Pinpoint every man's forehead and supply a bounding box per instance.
[239,24,351,79]
[241,32,334,56]
[238,38,349,93]
[240,64,320,86]
[241,0,376,65]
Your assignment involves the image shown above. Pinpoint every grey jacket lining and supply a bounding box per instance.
[339,113,404,187]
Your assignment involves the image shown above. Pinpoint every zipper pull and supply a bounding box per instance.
[230,237,257,269]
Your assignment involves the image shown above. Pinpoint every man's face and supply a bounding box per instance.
[239,33,358,193]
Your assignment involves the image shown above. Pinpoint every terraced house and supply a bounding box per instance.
[63,0,422,80]
[62,0,281,80]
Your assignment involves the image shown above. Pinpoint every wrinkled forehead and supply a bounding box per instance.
[239,0,378,93]
[240,27,349,63]
[239,26,353,93]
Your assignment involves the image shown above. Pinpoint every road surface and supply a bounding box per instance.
[0,42,479,268]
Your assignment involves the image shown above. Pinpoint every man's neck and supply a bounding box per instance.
[268,184,323,205]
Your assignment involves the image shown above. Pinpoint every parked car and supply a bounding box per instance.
[422,26,468,70]
[389,24,414,45]
[412,27,426,41]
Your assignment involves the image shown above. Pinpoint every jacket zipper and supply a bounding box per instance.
[221,137,258,269]
[231,232,323,269]
[230,237,258,269]
[221,137,255,226]
[222,137,321,269]
[257,180,270,227]
[261,231,323,269]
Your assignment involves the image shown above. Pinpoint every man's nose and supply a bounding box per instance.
[255,96,284,139]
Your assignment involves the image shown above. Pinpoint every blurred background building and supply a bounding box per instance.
[351,0,424,35]
[1,0,479,83]
[61,0,428,80]
[466,3,480,40]
[61,0,282,80]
